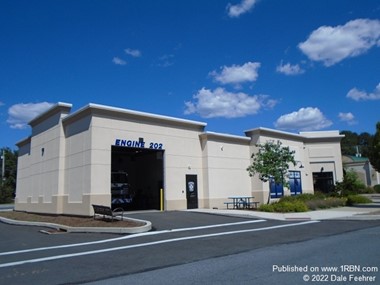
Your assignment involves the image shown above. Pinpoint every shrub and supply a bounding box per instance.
[258,204,275,212]
[334,170,366,196]
[305,197,346,210]
[361,187,375,194]
[305,199,326,210]
[346,195,372,206]
[279,194,316,202]
[259,193,347,212]
[0,185,14,204]
[277,196,297,203]
[259,200,308,213]
[374,185,380,193]
[274,201,308,212]
[325,197,347,208]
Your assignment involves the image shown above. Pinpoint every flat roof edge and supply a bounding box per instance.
[200,131,251,142]
[63,103,207,128]
[245,127,344,140]
[29,102,72,127]
[16,136,31,147]
[245,127,304,139]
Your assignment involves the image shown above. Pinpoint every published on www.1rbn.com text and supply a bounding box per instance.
[273,264,378,283]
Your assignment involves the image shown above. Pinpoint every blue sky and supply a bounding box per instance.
[1,0,380,149]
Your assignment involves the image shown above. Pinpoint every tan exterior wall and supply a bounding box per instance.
[88,114,205,211]
[200,134,251,209]
[15,106,70,214]
[15,103,345,215]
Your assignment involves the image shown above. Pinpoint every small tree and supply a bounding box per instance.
[334,170,366,196]
[247,140,296,204]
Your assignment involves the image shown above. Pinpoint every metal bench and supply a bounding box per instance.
[224,201,259,209]
[246,201,259,209]
[224,202,235,209]
[92,204,124,221]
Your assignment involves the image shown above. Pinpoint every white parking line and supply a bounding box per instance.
[0,219,266,256]
[0,220,319,268]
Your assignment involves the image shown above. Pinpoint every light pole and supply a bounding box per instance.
[1,149,5,186]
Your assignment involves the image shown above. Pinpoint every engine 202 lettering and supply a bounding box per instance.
[115,139,164,150]
[149,142,163,149]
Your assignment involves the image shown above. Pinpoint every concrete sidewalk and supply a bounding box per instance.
[193,194,380,221]
[192,206,380,221]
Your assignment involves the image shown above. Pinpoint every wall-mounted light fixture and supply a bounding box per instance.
[41,148,45,156]
[296,161,304,169]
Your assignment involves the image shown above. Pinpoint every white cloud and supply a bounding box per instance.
[274,107,332,131]
[227,0,258,18]
[338,112,356,125]
[346,83,380,101]
[184,87,276,118]
[124,48,142,58]
[112,57,127,65]
[276,62,305,75]
[7,102,54,129]
[298,19,380,66]
[209,62,260,85]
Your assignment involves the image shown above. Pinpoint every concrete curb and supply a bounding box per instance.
[0,216,152,234]
[190,205,380,221]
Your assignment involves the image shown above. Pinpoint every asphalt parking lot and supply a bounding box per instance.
[125,210,258,231]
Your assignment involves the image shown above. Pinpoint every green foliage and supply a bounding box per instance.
[280,193,321,202]
[0,185,14,203]
[0,147,18,204]
[346,195,372,205]
[334,170,366,196]
[258,204,275,212]
[374,185,380,193]
[274,201,309,212]
[362,187,375,194]
[368,122,380,172]
[247,140,296,187]
[258,200,308,213]
[305,197,346,210]
[340,130,373,157]
[258,193,346,212]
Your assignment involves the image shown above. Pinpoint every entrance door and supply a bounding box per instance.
[313,172,334,193]
[289,171,302,195]
[269,178,284,198]
[186,175,198,209]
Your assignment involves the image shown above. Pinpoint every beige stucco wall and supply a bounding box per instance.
[87,114,205,211]
[200,133,251,209]
[305,144,344,184]
[15,103,345,215]
[15,107,70,214]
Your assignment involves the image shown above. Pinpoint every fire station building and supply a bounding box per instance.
[15,103,344,216]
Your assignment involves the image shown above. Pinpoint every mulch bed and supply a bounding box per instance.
[0,211,145,228]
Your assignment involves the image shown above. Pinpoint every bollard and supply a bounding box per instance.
[160,188,164,211]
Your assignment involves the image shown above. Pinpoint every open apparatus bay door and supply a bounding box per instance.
[111,146,164,211]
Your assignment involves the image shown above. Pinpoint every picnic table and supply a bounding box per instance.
[224,196,259,209]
